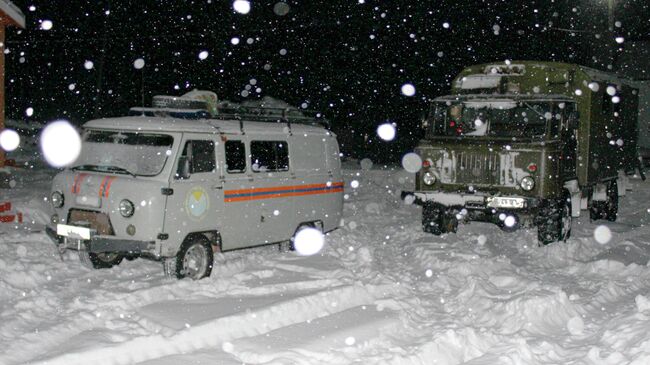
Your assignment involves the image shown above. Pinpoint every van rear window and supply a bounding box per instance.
[251,141,289,172]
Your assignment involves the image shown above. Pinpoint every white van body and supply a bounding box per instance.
[46,111,343,279]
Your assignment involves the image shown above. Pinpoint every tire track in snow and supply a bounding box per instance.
[27,283,400,365]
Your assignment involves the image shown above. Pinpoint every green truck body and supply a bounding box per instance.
[405,61,642,244]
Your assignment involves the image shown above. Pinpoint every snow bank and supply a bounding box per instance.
[2,138,650,364]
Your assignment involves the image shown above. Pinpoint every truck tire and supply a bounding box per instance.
[604,180,618,222]
[422,203,444,235]
[589,180,618,222]
[166,235,214,280]
[537,191,571,245]
[78,251,123,269]
[559,191,572,242]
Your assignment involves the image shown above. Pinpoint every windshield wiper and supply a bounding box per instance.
[71,164,102,172]
[103,166,137,177]
[71,164,136,177]
[522,102,545,118]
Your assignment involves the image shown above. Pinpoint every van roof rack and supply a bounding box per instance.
[214,105,330,129]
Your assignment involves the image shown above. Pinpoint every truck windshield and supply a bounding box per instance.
[431,100,557,139]
[72,130,174,176]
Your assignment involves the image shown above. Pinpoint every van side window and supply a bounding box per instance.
[175,140,215,179]
[225,140,246,173]
[250,141,289,172]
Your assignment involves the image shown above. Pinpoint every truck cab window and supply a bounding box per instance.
[175,140,215,179]
[225,140,246,173]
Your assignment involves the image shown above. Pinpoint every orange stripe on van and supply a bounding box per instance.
[72,173,89,194]
[224,182,344,203]
[98,176,109,197]
[103,176,117,197]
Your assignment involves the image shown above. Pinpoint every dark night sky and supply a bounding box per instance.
[4,0,650,161]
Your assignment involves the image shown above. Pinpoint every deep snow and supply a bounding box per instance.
[2,143,650,364]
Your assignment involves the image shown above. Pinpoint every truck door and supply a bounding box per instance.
[163,135,222,255]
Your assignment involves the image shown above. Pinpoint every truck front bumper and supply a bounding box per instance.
[45,224,155,254]
[401,190,536,210]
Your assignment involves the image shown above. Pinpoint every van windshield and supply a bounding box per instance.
[72,130,174,176]
[431,100,558,139]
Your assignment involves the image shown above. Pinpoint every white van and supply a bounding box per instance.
[45,97,343,279]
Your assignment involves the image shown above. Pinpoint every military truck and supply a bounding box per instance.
[403,61,642,244]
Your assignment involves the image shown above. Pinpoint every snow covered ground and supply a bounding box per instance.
[3,144,650,364]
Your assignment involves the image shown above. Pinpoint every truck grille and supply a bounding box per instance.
[67,209,114,235]
[455,151,500,185]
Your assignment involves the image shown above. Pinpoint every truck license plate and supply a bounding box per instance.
[488,197,525,209]
[57,224,91,240]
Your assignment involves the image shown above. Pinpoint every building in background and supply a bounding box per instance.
[0,0,24,173]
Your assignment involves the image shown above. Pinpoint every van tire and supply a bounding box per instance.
[79,251,123,269]
[287,221,323,252]
[167,235,214,280]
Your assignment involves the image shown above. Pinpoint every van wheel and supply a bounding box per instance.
[79,251,123,269]
[166,235,214,280]
[422,203,444,235]
[287,221,322,251]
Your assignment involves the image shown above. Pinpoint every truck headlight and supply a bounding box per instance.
[423,171,437,186]
[51,191,64,208]
[119,199,135,217]
[520,176,535,191]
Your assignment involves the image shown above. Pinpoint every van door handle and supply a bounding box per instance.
[212,185,223,190]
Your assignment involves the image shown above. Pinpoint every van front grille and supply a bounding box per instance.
[67,209,114,235]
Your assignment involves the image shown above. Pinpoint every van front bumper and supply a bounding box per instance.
[45,224,155,254]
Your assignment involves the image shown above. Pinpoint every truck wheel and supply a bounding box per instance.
[537,192,571,245]
[422,203,444,235]
[559,191,572,242]
[589,180,618,222]
[537,219,557,245]
[604,180,618,222]
[167,235,214,280]
[79,251,123,269]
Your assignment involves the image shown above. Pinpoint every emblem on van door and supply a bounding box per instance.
[186,187,209,220]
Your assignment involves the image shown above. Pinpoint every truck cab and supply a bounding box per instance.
[409,94,578,244]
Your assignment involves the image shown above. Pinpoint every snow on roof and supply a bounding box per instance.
[0,0,24,28]
[435,93,573,102]
[457,74,502,89]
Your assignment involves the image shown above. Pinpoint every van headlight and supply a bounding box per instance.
[423,171,437,186]
[520,176,535,191]
[51,191,64,208]
[119,199,135,217]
